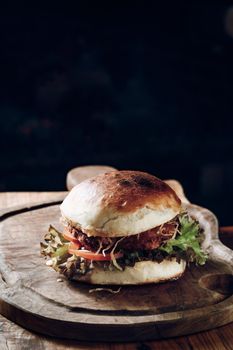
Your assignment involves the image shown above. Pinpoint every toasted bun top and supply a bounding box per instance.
[60,170,181,237]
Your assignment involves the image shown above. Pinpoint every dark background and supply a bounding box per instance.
[1,3,233,225]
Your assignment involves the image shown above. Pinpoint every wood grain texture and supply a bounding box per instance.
[0,193,233,349]
[0,198,233,342]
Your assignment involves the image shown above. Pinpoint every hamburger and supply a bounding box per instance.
[41,170,207,285]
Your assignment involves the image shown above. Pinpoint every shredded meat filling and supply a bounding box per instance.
[68,218,178,253]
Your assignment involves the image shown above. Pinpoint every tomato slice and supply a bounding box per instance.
[63,231,80,246]
[68,244,123,261]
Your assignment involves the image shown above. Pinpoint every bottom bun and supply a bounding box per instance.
[74,258,186,285]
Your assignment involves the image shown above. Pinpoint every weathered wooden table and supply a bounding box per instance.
[0,192,232,350]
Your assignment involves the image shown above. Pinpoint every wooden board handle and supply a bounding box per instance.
[66,165,117,190]
[219,226,233,235]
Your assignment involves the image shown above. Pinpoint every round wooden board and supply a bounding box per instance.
[0,200,233,342]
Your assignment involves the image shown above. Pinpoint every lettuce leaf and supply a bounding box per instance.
[41,213,208,280]
[40,225,69,258]
[159,213,207,265]
[40,225,92,278]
